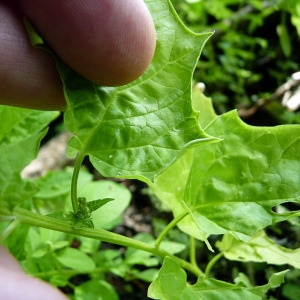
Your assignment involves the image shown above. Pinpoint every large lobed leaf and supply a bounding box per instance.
[0,106,58,145]
[150,91,300,244]
[148,257,287,299]
[217,230,300,269]
[56,0,214,182]
[0,130,47,208]
[0,106,57,208]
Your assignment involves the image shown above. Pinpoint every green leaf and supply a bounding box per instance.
[3,223,30,260]
[56,247,95,272]
[0,130,47,208]
[125,233,160,267]
[0,105,58,145]
[24,227,45,255]
[46,210,73,222]
[234,272,254,288]
[47,209,92,229]
[87,198,115,213]
[78,236,101,254]
[32,248,48,258]
[148,257,188,300]
[125,233,186,267]
[283,283,300,300]
[35,170,74,199]
[248,270,289,297]
[277,22,292,57]
[51,179,130,230]
[74,279,119,300]
[0,105,57,208]
[0,130,47,176]
[151,102,300,244]
[192,84,217,129]
[45,175,128,229]
[217,231,300,268]
[54,0,214,182]
[150,146,209,243]
[34,168,93,215]
[71,180,131,230]
[23,18,45,48]
[135,269,159,283]
[94,249,123,270]
[286,1,300,37]
[160,240,186,255]
[148,256,260,300]
[21,227,69,276]
[38,226,68,247]
[1,173,38,209]
[186,110,300,239]
[72,215,94,230]
[49,274,70,289]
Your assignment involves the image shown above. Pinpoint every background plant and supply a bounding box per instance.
[1,0,300,299]
[171,0,300,123]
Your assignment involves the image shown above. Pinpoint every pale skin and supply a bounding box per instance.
[0,0,156,110]
[0,0,156,298]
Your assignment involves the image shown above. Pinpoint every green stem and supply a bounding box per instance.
[0,202,203,277]
[155,211,189,249]
[71,153,85,213]
[205,252,224,278]
[189,236,197,266]
[189,235,203,276]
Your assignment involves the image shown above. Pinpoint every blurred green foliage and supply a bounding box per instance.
[171,0,300,123]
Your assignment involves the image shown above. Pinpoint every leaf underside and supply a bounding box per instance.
[23,0,300,260]
[56,0,214,182]
[54,0,300,247]
[148,257,288,299]
[150,91,300,244]
[217,230,300,269]
[0,106,58,208]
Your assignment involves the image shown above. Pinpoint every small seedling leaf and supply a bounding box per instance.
[87,198,115,213]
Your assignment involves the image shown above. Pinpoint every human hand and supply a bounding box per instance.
[0,0,156,110]
[0,245,68,299]
[0,0,155,298]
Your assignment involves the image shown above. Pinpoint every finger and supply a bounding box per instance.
[0,245,24,272]
[0,267,68,300]
[18,0,156,86]
[0,1,65,110]
[0,0,156,110]
[0,246,68,300]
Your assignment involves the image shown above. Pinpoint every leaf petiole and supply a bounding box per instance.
[71,153,85,213]
[155,211,189,249]
[205,252,224,278]
[189,236,197,266]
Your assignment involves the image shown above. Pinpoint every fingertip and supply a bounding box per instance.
[0,1,66,110]
[0,246,68,300]
[0,267,68,300]
[19,0,156,86]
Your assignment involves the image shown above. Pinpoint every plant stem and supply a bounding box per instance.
[0,202,203,277]
[71,153,85,213]
[189,236,197,266]
[189,235,203,276]
[205,252,224,278]
[155,211,189,249]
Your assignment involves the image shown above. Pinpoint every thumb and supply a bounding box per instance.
[19,0,156,86]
